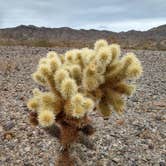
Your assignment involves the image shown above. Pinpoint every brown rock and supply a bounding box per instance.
[153,101,166,107]
[4,132,14,140]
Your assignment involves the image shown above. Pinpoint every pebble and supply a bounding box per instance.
[3,121,15,131]
[160,162,166,166]
[24,146,31,152]
[0,125,3,132]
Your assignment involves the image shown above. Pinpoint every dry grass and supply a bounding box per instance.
[0,40,94,49]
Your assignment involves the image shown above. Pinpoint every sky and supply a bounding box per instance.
[0,0,166,32]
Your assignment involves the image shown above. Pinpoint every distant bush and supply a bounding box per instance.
[0,38,165,50]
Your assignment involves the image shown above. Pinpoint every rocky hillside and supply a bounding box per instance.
[0,24,166,50]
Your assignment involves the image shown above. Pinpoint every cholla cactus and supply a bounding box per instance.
[27,39,142,165]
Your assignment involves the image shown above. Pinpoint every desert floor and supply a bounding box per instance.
[0,46,166,166]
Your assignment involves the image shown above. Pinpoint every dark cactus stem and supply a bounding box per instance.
[44,124,61,139]
[80,124,95,136]
[56,148,74,166]
[29,112,38,126]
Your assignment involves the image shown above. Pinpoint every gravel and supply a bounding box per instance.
[0,46,166,166]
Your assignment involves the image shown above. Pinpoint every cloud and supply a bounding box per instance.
[0,0,166,31]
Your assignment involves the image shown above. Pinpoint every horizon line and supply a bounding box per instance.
[0,23,166,33]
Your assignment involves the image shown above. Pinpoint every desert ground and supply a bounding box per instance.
[0,46,165,166]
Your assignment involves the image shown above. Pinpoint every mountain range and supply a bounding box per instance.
[0,24,165,50]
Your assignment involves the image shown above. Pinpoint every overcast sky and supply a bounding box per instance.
[0,0,166,32]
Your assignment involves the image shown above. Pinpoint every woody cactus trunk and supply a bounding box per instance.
[27,39,142,165]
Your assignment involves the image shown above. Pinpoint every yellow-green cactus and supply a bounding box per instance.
[28,38,142,126]
[27,39,143,165]
[28,38,142,125]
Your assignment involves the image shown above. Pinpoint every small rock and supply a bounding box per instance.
[19,96,25,101]
[4,132,14,140]
[116,119,124,125]
[3,121,15,131]
[153,101,166,107]
[3,87,8,91]
[49,163,54,166]
[155,115,162,121]
[148,143,154,150]
[112,157,120,163]
[159,162,166,166]
[97,159,108,166]
[131,160,138,166]
[24,146,31,152]
[0,125,3,132]
[132,97,138,102]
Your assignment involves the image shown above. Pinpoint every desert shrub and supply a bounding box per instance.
[27,39,143,165]
[32,40,55,47]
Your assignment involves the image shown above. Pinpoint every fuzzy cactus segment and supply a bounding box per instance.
[38,110,55,127]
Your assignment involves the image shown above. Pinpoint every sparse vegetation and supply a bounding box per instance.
[0,39,93,48]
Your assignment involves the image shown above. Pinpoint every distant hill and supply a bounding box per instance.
[0,24,166,50]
